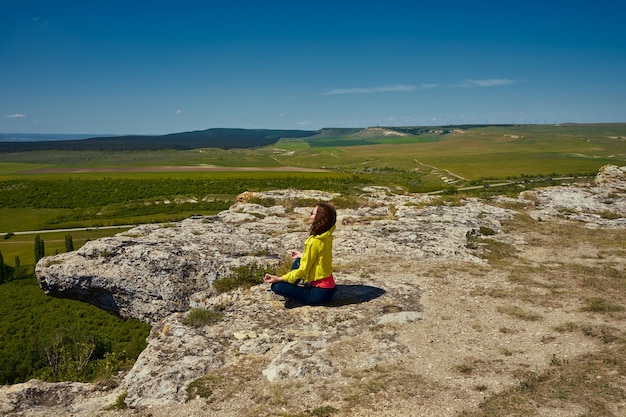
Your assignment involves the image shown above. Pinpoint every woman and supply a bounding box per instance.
[264,202,337,307]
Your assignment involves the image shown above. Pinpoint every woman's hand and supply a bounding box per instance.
[289,250,302,259]
[264,273,282,283]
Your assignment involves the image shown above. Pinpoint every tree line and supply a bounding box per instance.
[0,175,367,209]
[1,233,73,284]
[0,128,318,152]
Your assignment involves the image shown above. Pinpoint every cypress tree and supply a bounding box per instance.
[34,234,45,263]
[65,234,75,252]
[0,250,4,283]
[13,255,21,280]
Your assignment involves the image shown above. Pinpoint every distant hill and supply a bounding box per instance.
[0,128,319,152]
[300,125,493,147]
[0,133,110,142]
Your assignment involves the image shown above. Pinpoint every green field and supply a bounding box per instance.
[0,227,132,266]
[2,124,624,179]
[280,124,624,180]
[1,124,625,259]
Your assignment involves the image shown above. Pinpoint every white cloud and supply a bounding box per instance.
[6,114,26,118]
[459,79,516,87]
[420,83,439,89]
[324,84,416,95]
[175,109,184,115]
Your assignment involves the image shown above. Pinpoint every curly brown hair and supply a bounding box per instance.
[310,202,337,236]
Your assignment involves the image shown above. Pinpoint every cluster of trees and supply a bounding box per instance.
[0,250,28,283]
[0,234,73,284]
[0,232,149,385]
[0,277,150,385]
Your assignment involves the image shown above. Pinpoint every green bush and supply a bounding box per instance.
[182,307,224,327]
[479,226,497,236]
[330,195,368,209]
[212,263,274,293]
[186,374,221,401]
[582,298,625,313]
[103,391,127,410]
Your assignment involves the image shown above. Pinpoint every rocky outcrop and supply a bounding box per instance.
[35,190,516,326]
[523,165,626,227]
[2,165,624,416]
[36,212,288,324]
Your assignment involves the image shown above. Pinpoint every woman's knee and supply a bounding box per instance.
[271,282,301,299]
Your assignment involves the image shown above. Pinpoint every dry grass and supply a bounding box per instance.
[457,212,626,417]
[459,345,626,417]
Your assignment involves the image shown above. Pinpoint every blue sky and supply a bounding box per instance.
[1,0,625,135]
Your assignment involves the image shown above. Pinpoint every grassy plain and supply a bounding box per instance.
[1,123,625,266]
[0,227,132,265]
[2,124,624,178]
[283,124,624,180]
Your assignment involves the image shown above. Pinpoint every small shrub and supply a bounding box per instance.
[246,196,276,207]
[478,240,516,262]
[497,305,542,321]
[212,263,275,293]
[273,197,320,211]
[186,374,221,401]
[103,391,127,410]
[582,298,625,313]
[182,307,223,327]
[455,364,474,374]
[580,324,621,344]
[330,195,368,209]
[479,226,497,236]
[600,210,620,220]
[310,405,340,416]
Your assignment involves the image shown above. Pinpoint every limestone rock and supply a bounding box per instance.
[0,379,121,416]
[36,216,287,324]
[523,164,626,227]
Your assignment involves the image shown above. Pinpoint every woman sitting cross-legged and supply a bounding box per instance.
[264,202,337,307]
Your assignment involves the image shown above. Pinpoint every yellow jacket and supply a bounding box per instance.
[282,225,335,284]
